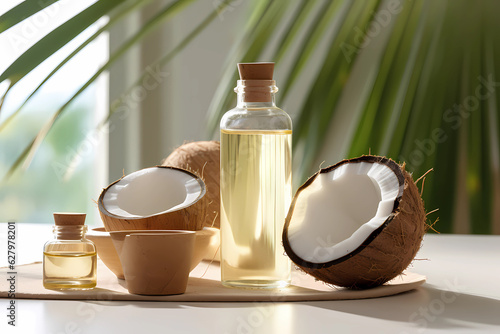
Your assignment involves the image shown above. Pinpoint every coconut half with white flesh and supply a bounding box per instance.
[283,156,426,289]
[98,166,207,231]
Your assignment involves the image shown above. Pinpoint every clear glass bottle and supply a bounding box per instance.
[43,213,97,290]
[220,63,292,288]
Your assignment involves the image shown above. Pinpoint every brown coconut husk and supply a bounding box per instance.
[162,141,220,228]
[282,155,427,289]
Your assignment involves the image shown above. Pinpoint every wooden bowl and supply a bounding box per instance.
[87,227,218,279]
[116,231,195,295]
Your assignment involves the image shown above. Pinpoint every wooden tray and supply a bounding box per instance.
[0,260,425,302]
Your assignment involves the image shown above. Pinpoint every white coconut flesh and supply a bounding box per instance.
[286,161,402,264]
[102,167,205,218]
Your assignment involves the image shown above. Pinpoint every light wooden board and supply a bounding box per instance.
[0,260,425,302]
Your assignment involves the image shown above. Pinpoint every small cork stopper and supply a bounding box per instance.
[237,62,274,80]
[53,212,86,226]
[237,62,275,102]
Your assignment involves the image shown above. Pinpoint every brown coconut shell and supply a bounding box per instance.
[98,166,207,232]
[162,141,220,228]
[282,155,427,289]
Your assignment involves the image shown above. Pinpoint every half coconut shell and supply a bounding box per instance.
[282,155,426,289]
[98,166,207,231]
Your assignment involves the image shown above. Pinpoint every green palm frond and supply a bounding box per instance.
[0,0,125,87]
[278,0,349,103]
[0,0,60,34]
[0,0,155,132]
[9,0,197,172]
[4,0,232,180]
[206,0,500,233]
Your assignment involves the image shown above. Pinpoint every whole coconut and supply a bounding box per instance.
[162,141,220,228]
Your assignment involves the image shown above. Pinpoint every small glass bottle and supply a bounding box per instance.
[220,62,292,288]
[43,213,97,290]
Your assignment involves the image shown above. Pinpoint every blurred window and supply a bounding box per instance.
[0,1,108,225]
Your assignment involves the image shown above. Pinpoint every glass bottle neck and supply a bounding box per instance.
[236,94,276,108]
[53,225,87,241]
[234,80,278,109]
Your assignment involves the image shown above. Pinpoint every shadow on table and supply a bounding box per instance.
[304,284,500,330]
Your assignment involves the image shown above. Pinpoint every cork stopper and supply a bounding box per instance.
[237,62,274,80]
[53,212,86,226]
[236,63,276,103]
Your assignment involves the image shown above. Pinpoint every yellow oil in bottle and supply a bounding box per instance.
[220,129,292,288]
[43,251,97,290]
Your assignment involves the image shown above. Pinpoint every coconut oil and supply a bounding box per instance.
[43,251,97,289]
[220,63,292,288]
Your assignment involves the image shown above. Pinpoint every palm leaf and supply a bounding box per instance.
[207,0,500,233]
[295,0,382,176]
[376,1,429,155]
[466,2,490,233]
[271,0,317,64]
[484,38,500,230]
[278,0,347,103]
[0,0,60,33]
[0,0,126,88]
[403,2,464,232]
[347,0,416,158]
[0,0,154,131]
[386,3,446,158]
[5,0,197,176]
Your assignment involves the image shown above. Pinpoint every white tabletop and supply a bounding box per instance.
[1,223,499,334]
